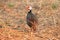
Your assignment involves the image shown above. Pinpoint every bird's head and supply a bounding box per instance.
[26,5,32,10]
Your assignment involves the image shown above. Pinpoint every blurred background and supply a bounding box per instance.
[0,0,60,40]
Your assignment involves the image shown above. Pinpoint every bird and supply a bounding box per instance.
[26,6,38,32]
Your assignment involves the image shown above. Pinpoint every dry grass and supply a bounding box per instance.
[0,0,60,40]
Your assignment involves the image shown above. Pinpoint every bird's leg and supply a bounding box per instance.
[28,21,37,32]
[31,23,37,32]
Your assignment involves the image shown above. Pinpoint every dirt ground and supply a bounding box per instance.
[0,0,60,40]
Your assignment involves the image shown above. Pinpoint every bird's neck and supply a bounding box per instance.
[28,10,32,13]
